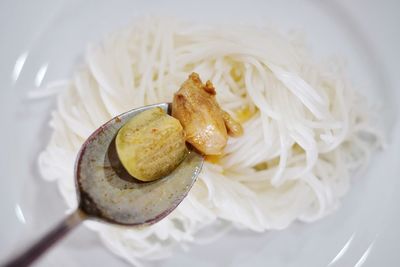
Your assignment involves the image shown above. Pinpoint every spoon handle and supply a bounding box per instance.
[2,209,85,267]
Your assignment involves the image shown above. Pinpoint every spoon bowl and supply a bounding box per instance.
[76,102,203,225]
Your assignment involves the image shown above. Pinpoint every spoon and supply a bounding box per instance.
[3,103,204,267]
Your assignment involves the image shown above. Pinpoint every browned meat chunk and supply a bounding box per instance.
[172,72,243,155]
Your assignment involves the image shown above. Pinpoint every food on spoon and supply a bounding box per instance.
[115,107,188,182]
[172,72,243,155]
[115,73,242,181]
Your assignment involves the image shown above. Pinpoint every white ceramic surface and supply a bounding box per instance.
[0,0,399,266]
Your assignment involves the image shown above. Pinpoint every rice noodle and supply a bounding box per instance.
[37,18,382,266]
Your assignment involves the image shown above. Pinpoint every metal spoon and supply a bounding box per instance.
[3,103,204,267]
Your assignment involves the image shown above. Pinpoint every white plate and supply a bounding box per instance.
[1,0,399,266]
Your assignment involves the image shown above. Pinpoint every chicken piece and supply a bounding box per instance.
[172,72,243,155]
